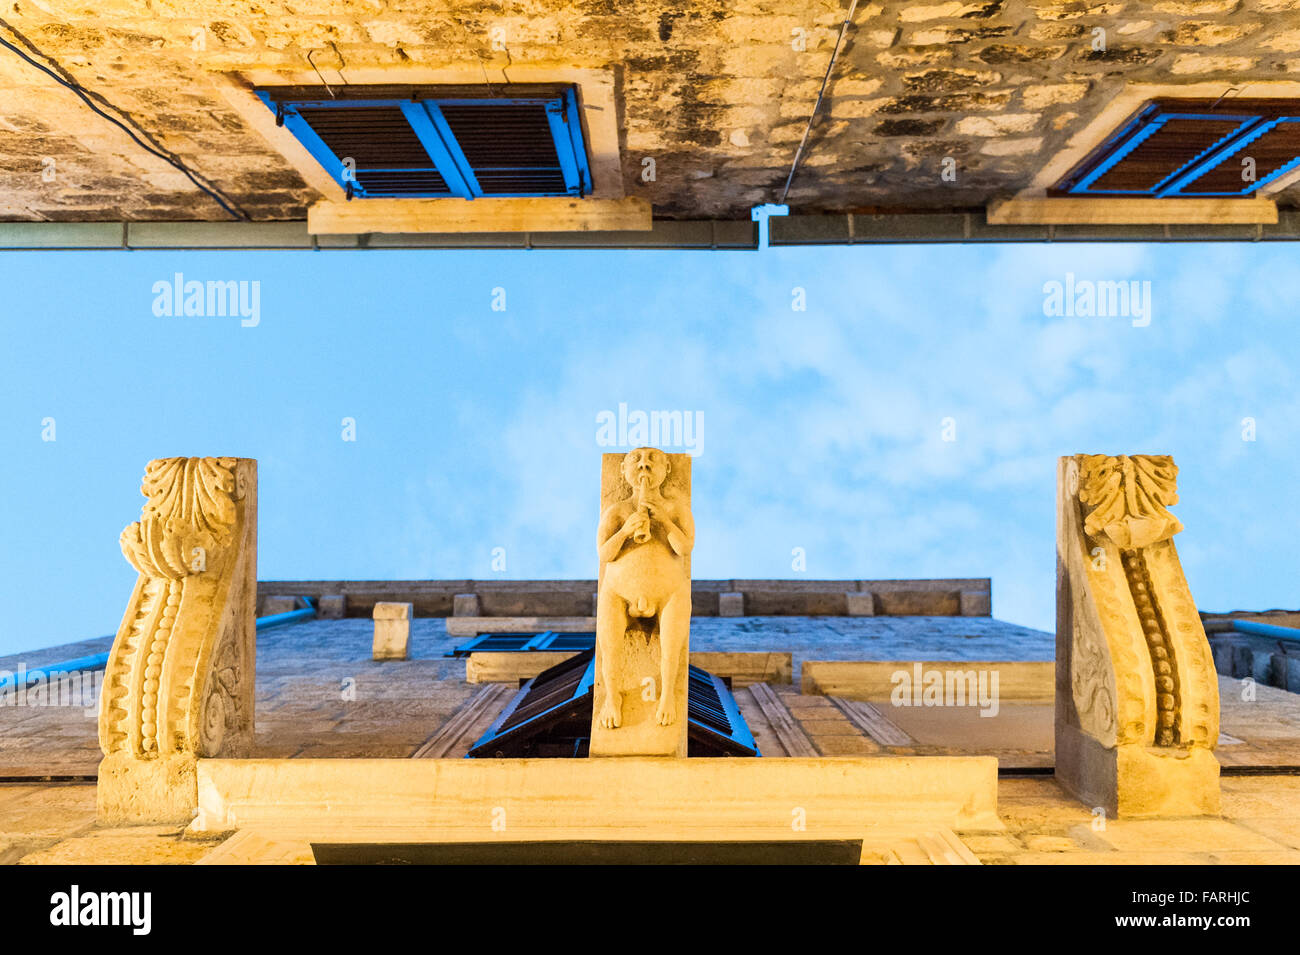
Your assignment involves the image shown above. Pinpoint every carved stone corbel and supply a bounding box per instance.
[591,449,693,757]
[1055,454,1219,817]
[97,457,257,823]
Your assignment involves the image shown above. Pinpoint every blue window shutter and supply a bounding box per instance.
[446,632,555,657]
[466,651,761,758]
[687,666,761,757]
[1169,117,1300,196]
[255,85,593,200]
[536,631,597,652]
[398,101,474,198]
[467,651,596,757]
[1054,98,1300,198]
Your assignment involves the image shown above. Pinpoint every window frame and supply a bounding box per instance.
[254,84,593,200]
[447,630,595,658]
[466,650,762,758]
[1053,99,1300,199]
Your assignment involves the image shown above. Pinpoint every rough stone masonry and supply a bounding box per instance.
[0,0,1297,222]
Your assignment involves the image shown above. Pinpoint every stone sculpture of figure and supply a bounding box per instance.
[595,447,694,730]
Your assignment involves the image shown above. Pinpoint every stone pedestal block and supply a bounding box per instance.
[373,602,413,660]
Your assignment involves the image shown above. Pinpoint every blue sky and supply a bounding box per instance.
[1,240,1296,657]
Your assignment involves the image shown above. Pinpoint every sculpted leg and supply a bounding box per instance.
[596,590,628,729]
[656,590,690,726]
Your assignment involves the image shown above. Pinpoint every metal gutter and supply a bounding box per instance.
[769,210,1300,244]
[5,210,1300,250]
[0,219,759,251]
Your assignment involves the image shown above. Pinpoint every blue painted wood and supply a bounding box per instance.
[1154,116,1269,197]
[563,87,592,195]
[465,650,761,758]
[545,96,584,197]
[255,90,360,196]
[1071,105,1169,195]
[707,670,760,755]
[1065,103,1290,198]
[448,631,605,657]
[536,631,597,652]
[519,631,554,651]
[1165,117,1300,196]
[467,652,596,755]
[256,87,594,200]
[403,101,475,198]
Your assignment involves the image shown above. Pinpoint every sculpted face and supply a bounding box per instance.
[622,447,669,491]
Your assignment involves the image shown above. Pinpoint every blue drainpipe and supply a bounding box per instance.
[1231,619,1300,643]
[0,597,317,692]
[256,597,317,631]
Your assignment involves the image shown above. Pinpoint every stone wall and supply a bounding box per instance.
[256,577,994,617]
[0,0,1297,221]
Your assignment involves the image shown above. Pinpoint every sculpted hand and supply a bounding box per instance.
[632,508,653,542]
[621,510,649,538]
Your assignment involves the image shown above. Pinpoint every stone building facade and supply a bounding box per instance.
[0,0,1298,224]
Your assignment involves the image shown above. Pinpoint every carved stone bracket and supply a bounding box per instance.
[1055,454,1219,817]
[98,457,257,823]
[591,449,693,757]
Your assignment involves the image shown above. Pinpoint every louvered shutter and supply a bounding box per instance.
[467,652,761,758]
[1053,98,1300,198]
[256,85,592,199]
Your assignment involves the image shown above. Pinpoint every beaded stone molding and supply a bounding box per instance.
[1055,454,1219,817]
[98,457,257,822]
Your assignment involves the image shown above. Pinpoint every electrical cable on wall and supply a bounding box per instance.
[780,0,860,205]
[0,26,247,220]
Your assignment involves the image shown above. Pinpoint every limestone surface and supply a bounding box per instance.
[372,602,413,661]
[592,448,693,757]
[98,457,258,824]
[1055,454,1220,817]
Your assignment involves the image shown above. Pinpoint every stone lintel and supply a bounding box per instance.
[193,755,1002,835]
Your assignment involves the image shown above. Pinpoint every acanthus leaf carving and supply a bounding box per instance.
[1078,454,1183,550]
[1063,453,1217,753]
[119,457,238,580]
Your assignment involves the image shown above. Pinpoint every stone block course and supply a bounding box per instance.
[0,0,1292,222]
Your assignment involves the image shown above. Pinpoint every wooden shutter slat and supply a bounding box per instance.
[1051,99,1300,198]
[1179,120,1300,194]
